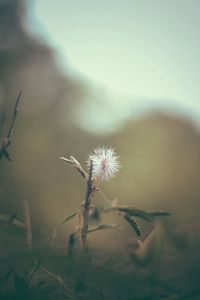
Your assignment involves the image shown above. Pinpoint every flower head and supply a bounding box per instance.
[87,146,120,181]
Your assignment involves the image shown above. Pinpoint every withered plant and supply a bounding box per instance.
[50,147,170,254]
[0,92,32,248]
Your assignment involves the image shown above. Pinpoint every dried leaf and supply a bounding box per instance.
[70,155,81,167]
[112,205,153,221]
[87,223,120,233]
[49,211,78,244]
[60,156,88,179]
[60,156,71,164]
[59,211,78,226]
[121,213,141,236]
[148,210,171,217]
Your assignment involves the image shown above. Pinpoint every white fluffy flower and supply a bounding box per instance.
[87,146,120,180]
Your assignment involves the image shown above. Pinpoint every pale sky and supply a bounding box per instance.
[31,0,200,132]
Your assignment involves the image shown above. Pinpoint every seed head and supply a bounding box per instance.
[87,146,120,181]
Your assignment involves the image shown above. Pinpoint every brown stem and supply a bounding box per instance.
[80,161,93,248]
[22,200,32,249]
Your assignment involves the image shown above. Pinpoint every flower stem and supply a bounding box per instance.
[80,161,93,249]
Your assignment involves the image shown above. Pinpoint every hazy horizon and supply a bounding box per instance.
[31,0,200,132]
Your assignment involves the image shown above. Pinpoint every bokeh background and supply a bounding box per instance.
[0,0,200,251]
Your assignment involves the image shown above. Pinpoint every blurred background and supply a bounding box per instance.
[0,0,200,247]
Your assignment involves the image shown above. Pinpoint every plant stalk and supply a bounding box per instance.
[22,200,32,249]
[80,161,93,249]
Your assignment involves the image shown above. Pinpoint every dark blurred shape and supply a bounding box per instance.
[0,0,27,51]
[0,0,84,115]
[0,0,87,233]
[0,91,22,162]
[107,113,200,225]
[172,223,200,251]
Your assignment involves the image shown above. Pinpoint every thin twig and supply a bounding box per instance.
[22,200,32,249]
[7,91,22,139]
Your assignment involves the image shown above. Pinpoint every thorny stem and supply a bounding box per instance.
[80,160,94,249]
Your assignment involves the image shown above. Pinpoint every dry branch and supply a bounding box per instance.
[0,91,22,161]
[0,214,26,230]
